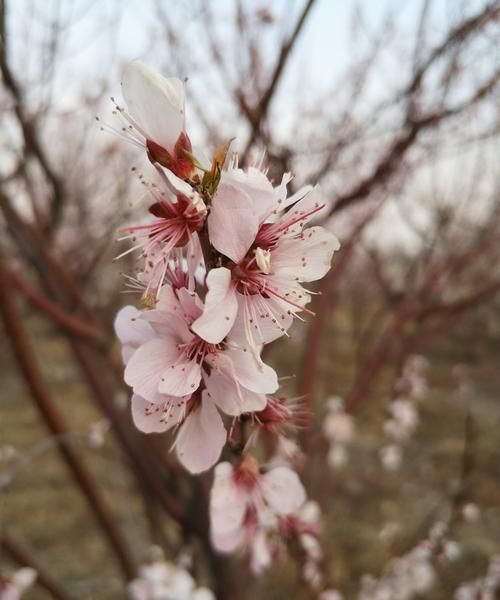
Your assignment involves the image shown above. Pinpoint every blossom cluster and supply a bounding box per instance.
[322,396,354,469]
[128,547,215,600]
[454,555,500,600]
[360,520,462,600]
[110,61,338,574]
[379,354,428,472]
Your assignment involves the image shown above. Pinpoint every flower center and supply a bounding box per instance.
[178,335,219,364]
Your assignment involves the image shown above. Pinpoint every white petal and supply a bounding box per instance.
[250,530,272,574]
[272,226,339,282]
[175,393,226,473]
[205,368,266,416]
[12,568,37,590]
[114,306,154,364]
[176,287,203,322]
[158,357,202,397]
[187,233,205,290]
[281,183,314,211]
[125,337,178,400]
[158,164,194,196]
[169,568,195,596]
[261,467,306,514]
[276,185,328,234]
[191,268,238,343]
[210,463,247,550]
[222,167,277,222]
[122,61,185,153]
[217,347,279,394]
[192,588,216,600]
[131,393,185,433]
[208,183,258,263]
[228,293,293,348]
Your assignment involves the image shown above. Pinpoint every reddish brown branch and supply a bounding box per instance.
[6,268,105,344]
[69,340,187,525]
[299,205,382,403]
[241,0,318,160]
[0,192,96,322]
[1,534,75,600]
[0,257,136,580]
[329,3,499,216]
[0,2,65,232]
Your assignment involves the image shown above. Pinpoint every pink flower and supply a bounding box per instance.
[115,286,278,473]
[209,456,306,571]
[101,61,195,179]
[115,304,225,473]
[192,178,339,350]
[124,286,277,400]
[115,175,206,301]
[244,395,307,450]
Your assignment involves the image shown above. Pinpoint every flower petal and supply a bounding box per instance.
[271,226,340,282]
[228,293,293,348]
[205,368,266,416]
[175,392,226,474]
[187,233,205,290]
[221,347,279,394]
[125,337,178,400]
[177,287,203,322]
[208,183,258,263]
[210,462,247,551]
[191,268,238,343]
[158,356,202,397]
[131,393,186,433]
[250,530,272,574]
[114,306,154,363]
[122,61,185,153]
[261,467,306,515]
[192,588,216,600]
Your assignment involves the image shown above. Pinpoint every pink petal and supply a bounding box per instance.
[222,167,279,223]
[187,234,204,290]
[262,275,311,313]
[219,347,279,394]
[280,183,313,211]
[157,164,193,196]
[125,337,178,400]
[271,226,340,282]
[207,183,258,263]
[261,467,306,515]
[155,284,182,312]
[122,61,185,153]
[205,368,266,416]
[210,462,247,551]
[250,530,273,574]
[131,393,186,433]
[228,293,293,348]
[114,306,154,364]
[191,268,238,343]
[140,286,192,340]
[158,356,202,397]
[175,392,226,474]
[276,186,328,235]
[177,287,203,322]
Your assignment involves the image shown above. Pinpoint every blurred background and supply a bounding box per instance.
[1,1,499,598]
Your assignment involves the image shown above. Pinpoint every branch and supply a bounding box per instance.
[240,0,318,160]
[0,256,136,580]
[329,2,499,215]
[6,268,106,344]
[0,0,65,232]
[2,534,75,600]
